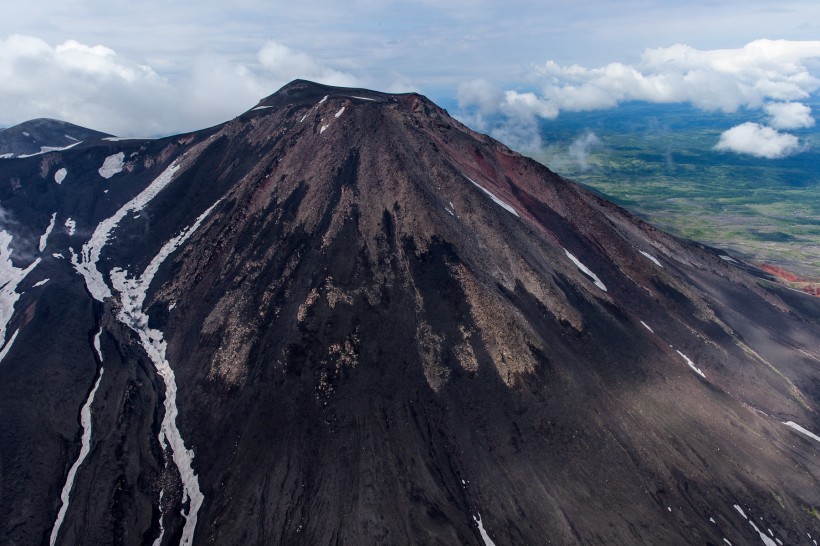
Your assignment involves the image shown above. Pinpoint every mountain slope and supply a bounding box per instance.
[0,80,818,546]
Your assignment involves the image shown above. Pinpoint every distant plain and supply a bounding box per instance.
[533,100,820,279]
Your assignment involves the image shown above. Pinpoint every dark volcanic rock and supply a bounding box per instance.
[0,79,818,546]
[0,118,112,158]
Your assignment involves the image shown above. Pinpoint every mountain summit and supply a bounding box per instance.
[0,80,818,545]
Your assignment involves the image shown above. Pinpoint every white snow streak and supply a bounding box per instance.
[64,135,78,142]
[748,519,777,546]
[0,231,41,354]
[54,168,67,185]
[319,95,328,104]
[17,141,81,158]
[49,368,105,546]
[676,350,706,378]
[350,96,376,101]
[102,137,152,142]
[564,249,607,291]
[39,213,57,252]
[473,514,498,546]
[93,328,103,361]
[639,250,663,267]
[0,153,13,159]
[465,176,519,217]
[53,253,64,259]
[320,124,328,134]
[720,255,738,263]
[783,421,820,444]
[640,320,654,333]
[71,161,181,302]
[109,200,220,546]
[335,106,345,118]
[0,329,19,364]
[64,218,76,236]
[33,279,49,287]
[98,153,125,179]
[251,106,273,111]
[734,505,748,519]
[152,489,166,546]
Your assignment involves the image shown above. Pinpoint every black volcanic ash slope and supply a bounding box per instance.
[0,80,818,546]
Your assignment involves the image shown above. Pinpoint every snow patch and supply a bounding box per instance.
[39,212,57,252]
[724,539,732,546]
[102,137,152,142]
[98,152,125,179]
[64,218,76,236]
[93,328,103,361]
[720,255,737,263]
[734,505,747,519]
[640,320,654,333]
[0,231,41,352]
[639,250,663,267]
[53,253,64,259]
[33,279,49,287]
[64,134,78,141]
[350,96,376,101]
[473,514,497,546]
[320,124,329,134]
[0,329,19,364]
[564,249,607,291]
[748,519,777,546]
[22,132,30,137]
[465,175,519,217]
[783,421,820,443]
[335,106,345,118]
[17,141,81,158]
[54,168,67,184]
[109,199,220,546]
[251,106,272,111]
[71,161,181,302]
[0,153,13,159]
[49,368,104,546]
[676,350,706,378]
[319,95,328,104]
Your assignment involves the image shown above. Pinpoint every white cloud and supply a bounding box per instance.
[764,101,815,129]
[457,79,503,114]
[460,40,820,121]
[714,122,802,158]
[257,41,359,87]
[568,131,602,171]
[0,35,361,136]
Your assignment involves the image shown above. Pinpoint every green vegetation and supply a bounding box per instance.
[531,101,820,278]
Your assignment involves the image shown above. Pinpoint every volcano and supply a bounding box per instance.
[0,80,818,546]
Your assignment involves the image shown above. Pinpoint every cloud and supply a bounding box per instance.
[568,131,602,170]
[714,122,802,158]
[257,41,360,87]
[459,40,820,121]
[0,35,361,136]
[457,79,503,114]
[764,101,815,129]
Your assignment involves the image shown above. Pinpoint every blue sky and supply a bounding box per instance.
[1,0,820,157]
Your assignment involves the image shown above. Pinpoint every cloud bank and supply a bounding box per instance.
[458,39,820,158]
[0,35,363,136]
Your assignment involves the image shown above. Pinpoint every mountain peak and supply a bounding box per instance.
[0,118,112,157]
